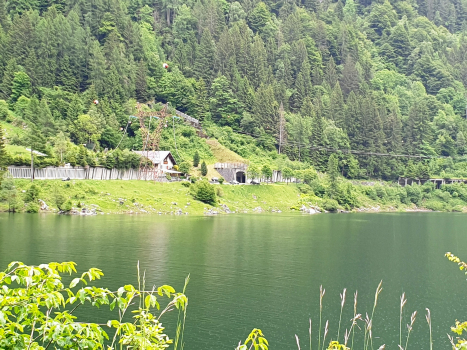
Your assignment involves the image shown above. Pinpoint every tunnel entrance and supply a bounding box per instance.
[236,171,246,183]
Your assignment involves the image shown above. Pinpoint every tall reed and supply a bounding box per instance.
[399,293,407,348]
[337,288,346,343]
[425,308,432,350]
[318,286,325,350]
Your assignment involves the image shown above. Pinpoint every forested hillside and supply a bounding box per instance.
[2,0,467,179]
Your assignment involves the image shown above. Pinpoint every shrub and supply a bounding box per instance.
[25,202,39,213]
[61,200,73,212]
[406,184,422,204]
[310,179,326,196]
[179,161,190,175]
[181,181,191,188]
[191,180,217,205]
[298,184,313,194]
[424,200,445,211]
[24,183,40,202]
[322,198,339,212]
[219,177,224,184]
[166,173,172,181]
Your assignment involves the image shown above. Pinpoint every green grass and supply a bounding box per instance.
[6,145,30,156]
[7,180,303,215]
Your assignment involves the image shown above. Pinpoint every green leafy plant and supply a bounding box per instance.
[191,179,216,205]
[235,328,268,350]
[0,261,188,350]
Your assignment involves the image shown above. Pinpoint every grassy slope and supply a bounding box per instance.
[7,179,302,215]
[192,139,247,179]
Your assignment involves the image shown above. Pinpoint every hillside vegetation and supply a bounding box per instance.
[2,0,467,180]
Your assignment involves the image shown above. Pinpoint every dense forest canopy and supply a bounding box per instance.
[2,0,467,178]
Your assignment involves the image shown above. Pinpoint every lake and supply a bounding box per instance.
[1,212,466,349]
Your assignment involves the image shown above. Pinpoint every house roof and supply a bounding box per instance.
[133,151,176,165]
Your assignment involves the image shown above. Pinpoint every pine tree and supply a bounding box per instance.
[0,59,17,100]
[39,99,56,138]
[135,60,149,102]
[193,151,200,167]
[194,31,216,85]
[59,55,78,92]
[0,126,8,173]
[253,85,279,135]
[201,160,207,176]
[191,78,210,121]
[9,71,31,106]
[329,82,345,128]
[327,154,339,199]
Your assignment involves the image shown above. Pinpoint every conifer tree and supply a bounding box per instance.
[201,160,207,176]
[0,126,8,173]
[193,150,200,167]
[327,153,339,199]
[9,71,31,106]
[194,31,216,85]
[0,59,17,100]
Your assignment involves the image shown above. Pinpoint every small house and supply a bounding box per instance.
[133,151,178,173]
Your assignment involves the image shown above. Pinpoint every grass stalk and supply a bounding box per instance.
[309,318,312,350]
[426,308,433,350]
[351,291,358,349]
[296,334,301,350]
[321,320,328,350]
[399,293,407,348]
[404,311,417,350]
[337,288,346,343]
[318,286,325,350]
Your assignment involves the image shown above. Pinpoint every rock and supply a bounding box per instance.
[300,205,307,211]
[221,204,231,213]
[172,202,178,205]
[252,194,257,200]
[175,208,183,215]
[38,199,48,211]
[253,206,263,213]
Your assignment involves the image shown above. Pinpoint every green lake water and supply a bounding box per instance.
[1,212,467,349]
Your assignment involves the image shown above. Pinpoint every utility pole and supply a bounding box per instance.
[278,102,286,154]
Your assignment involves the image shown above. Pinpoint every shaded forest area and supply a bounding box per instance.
[2,0,467,179]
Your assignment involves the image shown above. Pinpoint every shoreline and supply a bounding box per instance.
[3,179,465,216]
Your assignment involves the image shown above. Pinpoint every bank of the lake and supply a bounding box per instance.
[4,178,467,215]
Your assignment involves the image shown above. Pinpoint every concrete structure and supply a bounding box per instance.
[398,177,467,188]
[214,163,248,183]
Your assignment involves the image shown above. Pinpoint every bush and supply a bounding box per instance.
[424,200,446,211]
[179,162,190,175]
[322,198,339,212]
[25,202,39,213]
[406,184,422,204]
[181,181,191,188]
[166,173,172,181]
[298,184,313,194]
[24,183,40,202]
[191,180,217,205]
[219,177,224,184]
[61,200,72,212]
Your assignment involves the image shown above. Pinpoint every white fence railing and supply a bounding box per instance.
[7,166,155,180]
